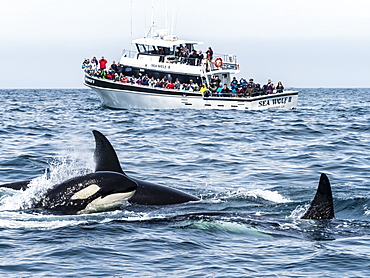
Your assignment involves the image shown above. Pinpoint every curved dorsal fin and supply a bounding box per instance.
[301,173,334,220]
[92,130,125,174]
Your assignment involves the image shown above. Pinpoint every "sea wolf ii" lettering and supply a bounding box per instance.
[259,96,292,107]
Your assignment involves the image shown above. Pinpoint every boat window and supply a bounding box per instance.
[136,44,174,55]
[165,47,173,55]
[150,46,158,54]
[157,47,173,55]
[136,44,152,54]
[136,44,146,53]
[186,43,195,52]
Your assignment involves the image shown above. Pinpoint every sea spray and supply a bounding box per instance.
[0,154,94,211]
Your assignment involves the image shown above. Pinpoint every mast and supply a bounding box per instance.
[150,0,154,38]
[130,0,133,51]
[170,5,175,35]
[165,0,168,31]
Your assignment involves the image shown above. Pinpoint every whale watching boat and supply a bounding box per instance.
[83,30,298,110]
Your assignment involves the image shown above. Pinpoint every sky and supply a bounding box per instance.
[1,0,370,88]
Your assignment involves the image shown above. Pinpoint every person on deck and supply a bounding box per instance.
[142,74,150,86]
[149,77,156,87]
[215,84,223,96]
[189,80,197,91]
[230,77,238,92]
[188,50,197,66]
[264,79,275,94]
[197,50,204,66]
[200,83,208,95]
[99,56,108,71]
[174,78,181,90]
[255,83,262,95]
[91,56,98,69]
[166,82,175,89]
[276,81,284,93]
[221,84,231,97]
[205,47,213,71]
[116,63,123,76]
[246,78,256,97]
[158,47,165,63]
[206,47,213,61]
[110,61,118,73]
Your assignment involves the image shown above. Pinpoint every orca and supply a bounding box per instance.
[0,180,30,191]
[0,130,199,214]
[301,173,334,220]
[0,131,334,219]
[92,130,200,205]
[33,171,138,215]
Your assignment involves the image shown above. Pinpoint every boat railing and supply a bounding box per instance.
[121,49,239,71]
[212,53,239,71]
[121,49,137,59]
[85,72,295,99]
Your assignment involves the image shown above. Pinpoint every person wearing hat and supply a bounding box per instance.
[264,79,275,94]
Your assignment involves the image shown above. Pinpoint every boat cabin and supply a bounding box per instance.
[119,31,240,88]
[132,36,203,64]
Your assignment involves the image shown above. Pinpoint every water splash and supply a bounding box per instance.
[206,187,291,204]
[247,188,291,203]
[0,153,94,211]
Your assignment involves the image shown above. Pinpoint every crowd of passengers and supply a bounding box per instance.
[82,56,285,97]
[153,45,213,65]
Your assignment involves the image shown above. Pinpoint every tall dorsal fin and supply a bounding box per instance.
[301,173,334,220]
[92,130,125,174]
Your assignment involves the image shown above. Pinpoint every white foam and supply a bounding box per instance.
[216,187,291,203]
[286,204,310,219]
[364,205,370,215]
[0,210,128,230]
[0,153,94,211]
[247,188,291,203]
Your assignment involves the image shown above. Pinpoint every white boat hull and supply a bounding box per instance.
[84,76,298,110]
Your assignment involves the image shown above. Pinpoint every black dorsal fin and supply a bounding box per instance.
[301,173,334,220]
[92,130,125,174]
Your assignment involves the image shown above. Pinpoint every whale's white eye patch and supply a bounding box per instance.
[71,184,100,200]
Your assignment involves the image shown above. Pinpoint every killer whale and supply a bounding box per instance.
[92,130,200,205]
[0,130,199,214]
[0,131,334,219]
[33,171,138,215]
[301,173,334,219]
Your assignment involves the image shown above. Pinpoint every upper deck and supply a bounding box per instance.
[120,34,240,74]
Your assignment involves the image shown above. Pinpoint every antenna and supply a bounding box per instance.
[151,0,154,38]
[171,5,175,35]
[165,0,168,30]
[145,0,155,38]
[130,0,133,51]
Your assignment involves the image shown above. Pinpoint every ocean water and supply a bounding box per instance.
[0,88,370,277]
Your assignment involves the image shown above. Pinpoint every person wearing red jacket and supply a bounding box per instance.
[99,56,108,70]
